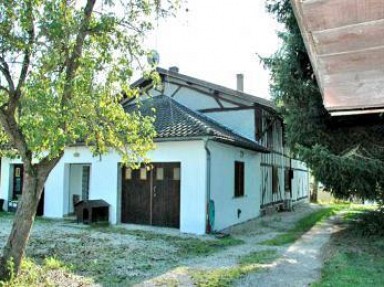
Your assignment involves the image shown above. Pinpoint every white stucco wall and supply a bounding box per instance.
[0,157,14,210]
[167,86,256,142]
[50,141,208,234]
[208,141,261,231]
[173,88,220,110]
[43,147,121,223]
[0,140,208,235]
[206,110,256,141]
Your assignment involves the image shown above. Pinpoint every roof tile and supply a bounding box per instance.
[124,95,268,152]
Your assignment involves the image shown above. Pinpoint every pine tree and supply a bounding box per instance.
[263,0,384,202]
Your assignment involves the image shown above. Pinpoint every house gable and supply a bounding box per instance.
[130,68,310,208]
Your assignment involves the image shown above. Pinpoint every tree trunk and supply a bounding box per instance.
[0,165,48,279]
[311,179,319,203]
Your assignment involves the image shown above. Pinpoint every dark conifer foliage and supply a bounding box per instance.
[263,0,384,202]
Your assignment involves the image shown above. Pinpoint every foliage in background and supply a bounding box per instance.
[355,207,384,236]
[263,0,384,202]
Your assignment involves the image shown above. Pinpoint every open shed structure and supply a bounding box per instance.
[291,0,384,116]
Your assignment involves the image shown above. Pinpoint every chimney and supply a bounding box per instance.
[236,74,244,92]
[169,66,179,73]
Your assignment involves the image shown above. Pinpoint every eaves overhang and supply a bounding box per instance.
[291,0,384,116]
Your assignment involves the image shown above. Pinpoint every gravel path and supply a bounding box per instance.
[236,215,342,287]
[1,203,340,287]
[138,204,342,287]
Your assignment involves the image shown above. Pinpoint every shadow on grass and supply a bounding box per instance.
[312,209,384,287]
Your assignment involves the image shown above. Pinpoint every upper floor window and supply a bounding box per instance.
[234,161,245,197]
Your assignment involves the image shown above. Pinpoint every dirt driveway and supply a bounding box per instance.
[0,204,337,286]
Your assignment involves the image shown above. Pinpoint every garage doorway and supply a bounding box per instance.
[121,162,180,228]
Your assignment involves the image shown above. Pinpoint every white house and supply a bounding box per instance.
[0,67,309,234]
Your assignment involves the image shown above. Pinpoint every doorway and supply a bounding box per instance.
[121,162,181,228]
[67,164,91,214]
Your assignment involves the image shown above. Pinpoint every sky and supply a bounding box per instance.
[144,0,281,99]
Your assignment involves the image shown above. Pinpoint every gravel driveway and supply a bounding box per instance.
[0,203,336,287]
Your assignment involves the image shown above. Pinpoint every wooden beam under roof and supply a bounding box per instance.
[291,0,384,116]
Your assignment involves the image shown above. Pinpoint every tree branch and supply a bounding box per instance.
[9,0,35,114]
[36,151,64,177]
[0,85,10,94]
[0,109,32,168]
[63,0,96,102]
[0,56,15,94]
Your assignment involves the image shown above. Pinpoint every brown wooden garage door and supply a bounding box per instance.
[121,162,180,228]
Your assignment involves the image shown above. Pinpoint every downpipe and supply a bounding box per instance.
[204,138,212,233]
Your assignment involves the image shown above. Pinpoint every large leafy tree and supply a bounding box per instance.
[264,0,384,202]
[0,0,177,278]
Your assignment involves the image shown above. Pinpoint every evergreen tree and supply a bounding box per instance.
[264,0,384,202]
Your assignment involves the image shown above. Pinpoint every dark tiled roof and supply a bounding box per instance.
[124,95,268,152]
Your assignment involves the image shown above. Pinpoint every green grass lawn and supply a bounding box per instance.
[0,257,95,287]
[0,212,13,218]
[313,208,384,287]
[91,225,244,257]
[261,205,344,246]
[189,249,279,287]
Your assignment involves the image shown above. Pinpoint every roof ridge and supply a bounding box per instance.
[155,67,276,112]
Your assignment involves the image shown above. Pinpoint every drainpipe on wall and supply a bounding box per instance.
[204,138,212,234]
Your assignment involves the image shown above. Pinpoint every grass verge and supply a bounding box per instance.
[189,249,278,287]
[92,226,244,257]
[0,257,93,287]
[312,208,384,287]
[0,212,13,219]
[261,205,343,246]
